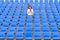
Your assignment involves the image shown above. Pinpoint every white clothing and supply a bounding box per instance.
[27,9,34,16]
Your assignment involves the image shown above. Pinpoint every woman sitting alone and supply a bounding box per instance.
[27,5,34,16]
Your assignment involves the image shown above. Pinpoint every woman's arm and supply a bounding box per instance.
[31,9,34,14]
[27,9,30,14]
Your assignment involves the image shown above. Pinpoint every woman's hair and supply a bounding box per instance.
[28,5,32,9]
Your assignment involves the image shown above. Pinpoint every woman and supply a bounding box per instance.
[27,5,34,16]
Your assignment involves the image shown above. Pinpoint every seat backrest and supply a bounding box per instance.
[50,0,53,3]
[40,0,43,4]
[0,0,4,3]
[54,0,59,4]
[23,0,28,4]
[45,0,49,4]
[15,0,18,3]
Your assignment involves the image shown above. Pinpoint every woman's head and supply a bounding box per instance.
[28,5,32,9]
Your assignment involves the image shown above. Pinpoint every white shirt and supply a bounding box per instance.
[27,9,34,16]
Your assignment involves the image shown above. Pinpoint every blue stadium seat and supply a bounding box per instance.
[34,0,38,10]
[0,32,5,38]
[26,32,32,39]
[26,24,32,33]
[29,0,33,6]
[0,0,2,4]
[51,29,58,32]
[52,32,60,39]
[44,32,50,39]
[40,0,43,4]
[34,27,40,32]
[26,23,32,28]
[0,18,3,24]
[18,27,24,32]
[27,16,32,23]
[45,0,48,4]
[5,17,11,22]
[9,27,16,32]
[9,0,14,3]
[0,27,7,33]
[54,0,59,4]
[34,32,41,39]
[15,0,18,3]
[7,32,14,38]
[26,28,32,32]
[34,19,40,23]
[19,23,24,27]
[49,0,54,5]
[11,22,17,27]
[55,16,60,23]
[43,29,49,32]
[16,32,23,38]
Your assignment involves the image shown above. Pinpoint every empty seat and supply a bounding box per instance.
[52,33,60,39]
[26,29,32,32]
[1,27,7,33]
[44,32,50,39]
[19,23,24,27]
[9,27,16,32]
[16,32,23,38]
[18,27,24,32]
[0,32,5,38]
[51,29,58,32]
[34,32,41,39]
[7,32,14,38]
[25,33,32,39]
[11,22,17,27]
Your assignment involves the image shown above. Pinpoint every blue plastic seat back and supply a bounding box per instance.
[54,0,58,4]
[10,0,14,3]
[49,0,54,4]
[45,0,48,4]
[20,0,23,3]
[14,0,17,3]
[40,0,43,4]
[0,0,2,4]
[35,0,38,4]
